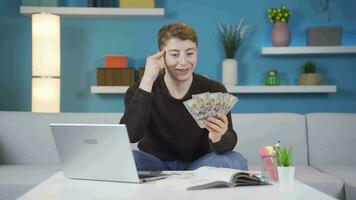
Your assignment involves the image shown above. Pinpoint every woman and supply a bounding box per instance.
[120,22,248,171]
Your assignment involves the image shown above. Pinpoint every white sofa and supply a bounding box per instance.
[233,113,349,199]
[0,111,355,200]
[306,113,356,200]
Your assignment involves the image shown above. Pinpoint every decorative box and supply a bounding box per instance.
[137,68,145,81]
[97,68,135,86]
[88,0,118,7]
[119,0,155,8]
[22,0,58,6]
[62,0,87,7]
[307,26,342,46]
[105,55,128,68]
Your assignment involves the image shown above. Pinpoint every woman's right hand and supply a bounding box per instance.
[139,50,166,92]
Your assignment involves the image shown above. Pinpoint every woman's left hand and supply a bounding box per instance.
[204,113,228,143]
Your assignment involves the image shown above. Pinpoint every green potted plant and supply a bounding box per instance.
[267,5,292,46]
[298,62,323,85]
[276,147,295,185]
[218,19,249,85]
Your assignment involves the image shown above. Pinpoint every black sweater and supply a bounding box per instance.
[120,73,237,162]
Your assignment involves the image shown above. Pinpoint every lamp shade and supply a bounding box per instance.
[32,78,60,112]
[32,13,60,77]
[31,13,61,113]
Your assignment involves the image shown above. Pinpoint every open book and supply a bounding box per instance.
[154,166,270,191]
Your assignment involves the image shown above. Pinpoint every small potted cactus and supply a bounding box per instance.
[298,61,323,85]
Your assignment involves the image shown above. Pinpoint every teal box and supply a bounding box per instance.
[62,0,87,7]
[22,0,59,6]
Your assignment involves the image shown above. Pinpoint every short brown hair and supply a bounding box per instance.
[157,23,198,50]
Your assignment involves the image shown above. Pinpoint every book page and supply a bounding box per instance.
[153,174,221,191]
[194,166,252,183]
[153,167,264,191]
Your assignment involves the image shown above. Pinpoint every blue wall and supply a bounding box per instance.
[1,0,356,113]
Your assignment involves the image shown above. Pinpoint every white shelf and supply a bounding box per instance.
[91,85,337,94]
[91,86,129,93]
[20,6,164,18]
[261,46,356,55]
[224,85,337,93]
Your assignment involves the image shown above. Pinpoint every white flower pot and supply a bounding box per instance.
[222,59,238,85]
[277,166,295,186]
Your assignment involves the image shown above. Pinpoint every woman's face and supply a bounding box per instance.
[162,38,197,82]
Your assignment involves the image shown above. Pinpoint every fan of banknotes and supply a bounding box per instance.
[183,92,238,128]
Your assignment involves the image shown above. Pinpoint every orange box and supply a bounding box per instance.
[105,55,128,68]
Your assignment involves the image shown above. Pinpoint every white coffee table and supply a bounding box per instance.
[18,171,337,200]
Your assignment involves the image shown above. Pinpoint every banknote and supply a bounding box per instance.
[209,92,223,115]
[224,94,238,114]
[221,93,230,114]
[192,92,214,119]
[183,98,206,128]
[184,92,238,128]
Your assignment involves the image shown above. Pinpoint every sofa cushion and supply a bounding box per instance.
[345,183,356,200]
[232,113,308,165]
[0,165,61,200]
[249,165,345,199]
[0,111,123,165]
[295,165,345,200]
[314,165,356,200]
[306,113,356,166]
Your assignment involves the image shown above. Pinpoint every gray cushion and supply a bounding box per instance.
[314,165,356,200]
[0,165,60,200]
[249,165,345,199]
[232,113,308,165]
[0,111,123,165]
[295,165,345,200]
[306,113,356,165]
[345,183,356,200]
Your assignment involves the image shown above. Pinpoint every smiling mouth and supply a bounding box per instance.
[176,68,189,73]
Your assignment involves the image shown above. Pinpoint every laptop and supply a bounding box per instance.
[50,123,169,183]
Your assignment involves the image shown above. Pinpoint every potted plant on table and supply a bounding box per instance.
[267,5,292,46]
[276,147,294,185]
[298,62,323,85]
[218,19,249,85]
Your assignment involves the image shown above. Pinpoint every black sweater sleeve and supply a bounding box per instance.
[120,83,152,143]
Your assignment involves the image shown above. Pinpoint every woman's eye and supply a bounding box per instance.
[170,54,179,57]
[187,52,194,56]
